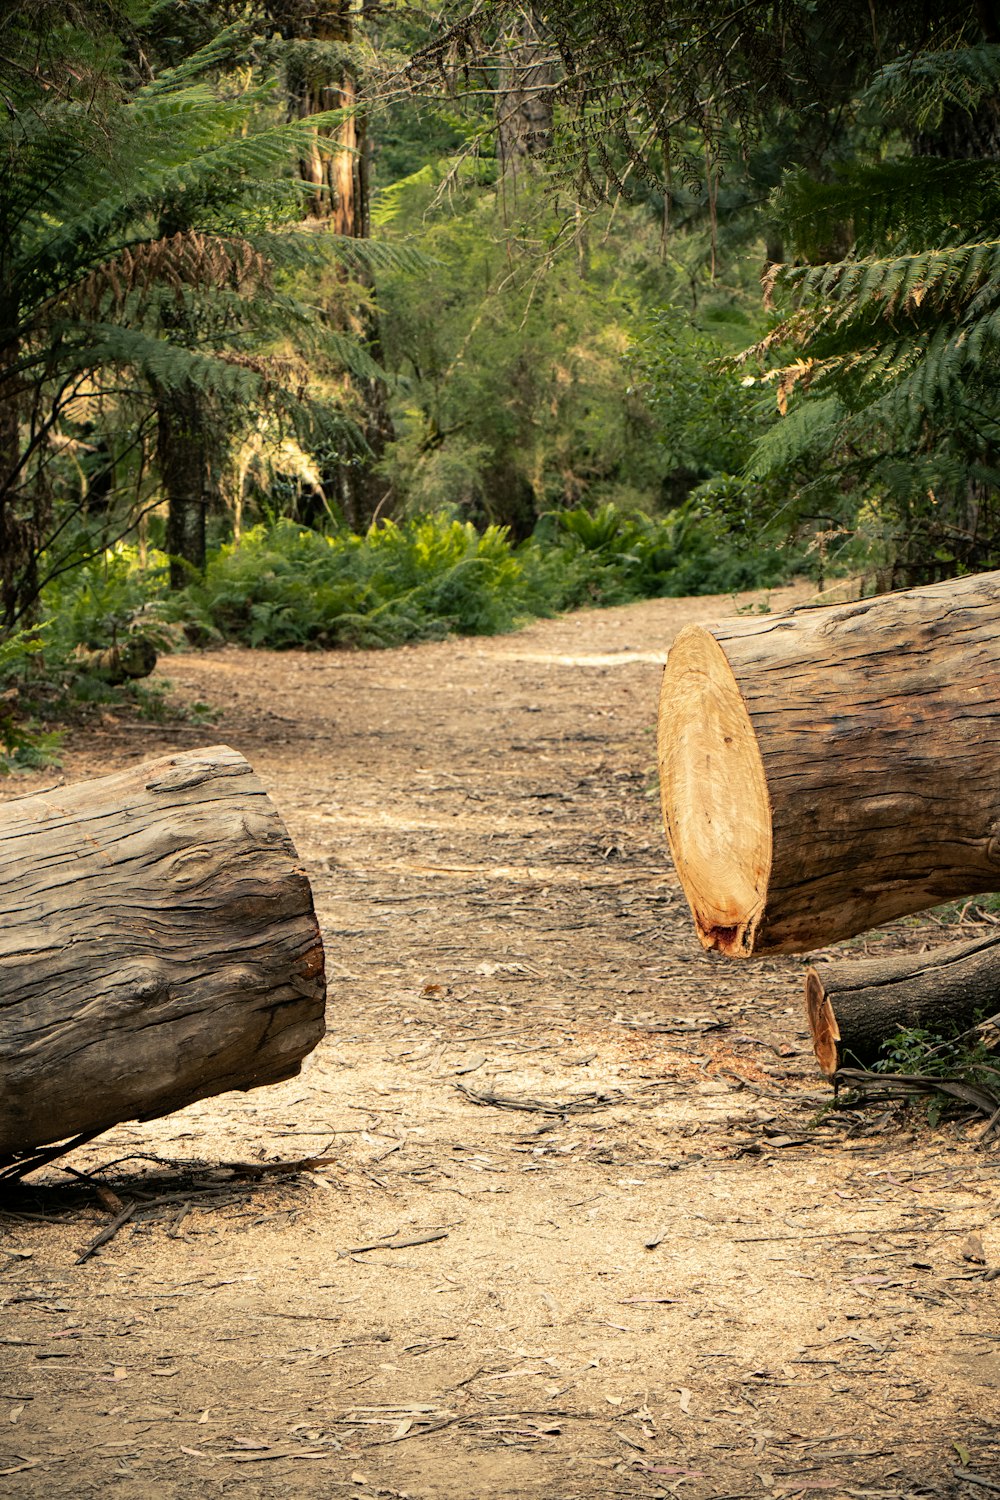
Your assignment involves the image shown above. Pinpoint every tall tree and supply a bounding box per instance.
[408,1,1000,580]
[0,12,383,627]
[272,0,393,529]
[495,12,554,180]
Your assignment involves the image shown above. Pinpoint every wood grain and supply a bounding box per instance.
[0,745,326,1157]
[658,571,1000,955]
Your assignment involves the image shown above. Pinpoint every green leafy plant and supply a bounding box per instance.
[181,513,535,649]
[847,1018,1000,1132]
[741,41,1000,586]
[0,627,65,774]
[0,15,424,631]
[174,503,791,653]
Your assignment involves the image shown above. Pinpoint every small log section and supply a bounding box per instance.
[657,570,1000,957]
[0,746,326,1158]
[806,932,1000,1076]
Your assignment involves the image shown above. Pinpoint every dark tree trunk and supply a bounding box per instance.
[157,383,213,588]
[0,327,46,629]
[806,933,1000,1076]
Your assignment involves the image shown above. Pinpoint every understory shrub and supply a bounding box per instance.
[182,515,533,648]
[181,506,791,649]
[522,501,789,612]
[0,503,791,765]
[4,508,791,754]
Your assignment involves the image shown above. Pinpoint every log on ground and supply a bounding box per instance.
[806,931,1000,1076]
[0,746,326,1158]
[657,570,1000,957]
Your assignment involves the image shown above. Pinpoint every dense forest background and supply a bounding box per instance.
[2,0,999,761]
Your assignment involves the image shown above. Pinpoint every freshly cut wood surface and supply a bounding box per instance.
[0,746,326,1158]
[806,932,1000,1076]
[658,570,1000,956]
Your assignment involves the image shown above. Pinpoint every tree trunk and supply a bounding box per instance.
[657,570,1000,957]
[0,325,47,629]
[286,1,366,230]
[805,933,1000,1076]
[157,383,213,588]
[279,0,393,529]
[0,746,326,1160]
[496,16,554,178]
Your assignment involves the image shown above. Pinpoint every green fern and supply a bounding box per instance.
[0,17,407,628]
[862,43,1000,133]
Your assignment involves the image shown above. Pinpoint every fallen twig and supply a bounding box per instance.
[0,1129,105,1184]
[951,1468,1000,1493]
[834,1066,1000,1130]
[75,1202,138,1263]
[338,1230,449,1258]
[454,1083,626,1115]
[365,1415,461,1445]
[733,1225,984,1244]
[218,1154,342,1178]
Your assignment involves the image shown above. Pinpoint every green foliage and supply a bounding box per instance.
[373,164,692,532]
[863,43,1000,134]
[0,13,417,631]
[177,505,788,651]
[182,514,533,648]
[0,629,64,775]
[42,546,172,657]
[875,1023,994,1079]
[399,4,1000,587]
[18,0,1000,678]
[629,304,767,480]
[741,39,1000,584]
[525,501,787,607]
[872,1021,1000,1128]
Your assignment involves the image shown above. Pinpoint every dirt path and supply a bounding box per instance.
[1,588,998,1499]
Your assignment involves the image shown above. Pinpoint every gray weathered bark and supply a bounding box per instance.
[497,15,555,176]
[0,746,326,1159]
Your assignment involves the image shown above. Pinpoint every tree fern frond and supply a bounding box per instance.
[64,323,263,395]
[863,44,1000,132]
[13,93,361,302]
[250,226,431,278]
[776,158,1000,259]
[780,240,1000,324]
[744,395,842,478]
[135,21,261,97]
[59,233,272,320]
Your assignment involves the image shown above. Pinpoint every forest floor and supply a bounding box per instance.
[1,585,998,1500]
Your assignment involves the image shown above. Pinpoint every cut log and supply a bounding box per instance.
[0,746,326,1159]
[657,570,1000,956]
[806,932,1000,1076]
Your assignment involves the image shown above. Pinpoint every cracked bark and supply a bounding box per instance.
[0,746,326,1157]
